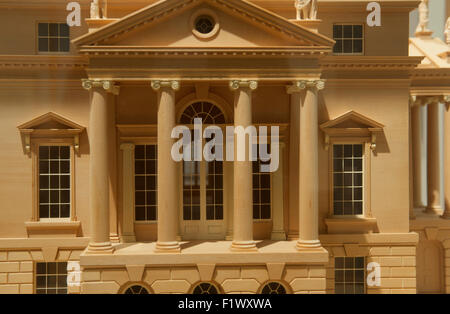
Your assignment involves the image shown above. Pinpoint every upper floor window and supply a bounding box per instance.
[135,145,157,221]
[333,144,363,216]
[38,23,70,53]
[332,24,363,55]
[39,146,71,219]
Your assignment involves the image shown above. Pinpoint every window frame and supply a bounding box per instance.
[334,256,366,294]
[332,23,365,56]
[328,138,372,219]
[35,261,69,295]
[32,139,76,222]
[131,139,158,225]
[252,157,273,222]
[35,21,71,55]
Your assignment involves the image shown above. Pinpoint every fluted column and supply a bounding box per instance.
[120,143,136,242]
[152,80,180,253]
[229,80,258,251]
[426,101,443,214]
[443,101,450,218]
[289,80,324,250]
[271,142,286,240]
[83,80,119,254]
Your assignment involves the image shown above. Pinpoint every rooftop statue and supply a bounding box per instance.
[295,0,318,20]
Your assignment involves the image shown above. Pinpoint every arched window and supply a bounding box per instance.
[179,102,226,124]
[192,282,220,294]
[124,285,150,294]
[260,282,288,294]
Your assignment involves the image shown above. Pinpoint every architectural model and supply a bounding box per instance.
[0,0,449,294]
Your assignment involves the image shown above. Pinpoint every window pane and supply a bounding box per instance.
[49,23,59,36]
[353,25,363,38]
[59,38,70,52]
[38,38,49,52]
[343,25,353,38]
[59,23,69,37]
[49,38,59,52]
[333,25,343,38]
[38,23,48,36]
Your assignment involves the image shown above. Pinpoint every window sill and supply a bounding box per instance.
[25,221,80,238]
[325,217,377,234]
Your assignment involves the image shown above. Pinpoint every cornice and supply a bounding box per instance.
[79,46,331,56]
[411,68,450,78]
[321,56,424,70]
[0,55,88,69]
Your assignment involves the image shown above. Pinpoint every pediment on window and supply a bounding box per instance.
[320,111,384,151]
[17,112,85,154]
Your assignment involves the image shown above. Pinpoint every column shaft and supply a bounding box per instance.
[411,105,424,209]
[87,87,113,253]
[155,85,180,252]
[231,82,257,251]
[288,93,300,239]
[296,84,321,249]
[426,103,443,214]
[443,104,450,218]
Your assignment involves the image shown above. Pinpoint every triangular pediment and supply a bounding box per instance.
[320,111,384,131]
[18,112,85,133]
[73,0,334,50]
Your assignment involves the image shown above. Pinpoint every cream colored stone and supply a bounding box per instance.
[0,252,6,261]
[144,268,170,285]
[57,250,71,261]
[42,247,58,262]
[0,273,7,283]
[390,267,416,277]
[20,262,33,272]
[402,278,417,288]
[69,250,82,261]
[266,263,285,280]
[126,265,145,282]
[402,256,417,267]
[171,268,200,284]
[82,281,120,294]
[0,284,19,294]
[222,278,260,293]
[197,264,215,281]
[370,247,391,256]
[391,289,416,294]
[241,267,269,284]
[291,278,325,291]
[0,262,20,273]
[214,267,240,284]
[152,280,190,294]
[8,273,32,284]
[30,251,44,261]
[283,266,308,283]
[380,257,403,267]
[7,251,31,261]
[381,278,403,288]
[391,246,416,256]
[82,270,101,282]
[309,267,326,278]
[20,284,33,294]
[101,269,129,286]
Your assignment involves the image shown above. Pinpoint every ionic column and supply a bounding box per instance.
[271,142,286,240]
[289,80,324,250]
[82,80,119,254]
[120,143,136,242]
[443,100,450,218]
[229,80,258,251]
[426,101,443,214]
[224,161,234,240]
[152,80,180,253]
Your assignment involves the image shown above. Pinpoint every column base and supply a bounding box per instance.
[296,239,322,250]
[225,234,233,241]
[270,231,287,241]
[154,241,181,253]
[441,210,450,219]
[287,233,299,241]
[423,206,444,215]
[110,233,120,244]
[86,241,114,254]
[230,240,258,252]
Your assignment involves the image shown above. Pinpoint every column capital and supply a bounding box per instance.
[411,94,449,107]
[229,80,258,91]
[82,79,120,95]
[286,79,325,94]
[151,80,180,91]
[120,143,135,151]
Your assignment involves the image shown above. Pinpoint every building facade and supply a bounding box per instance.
[0,0,449,294]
